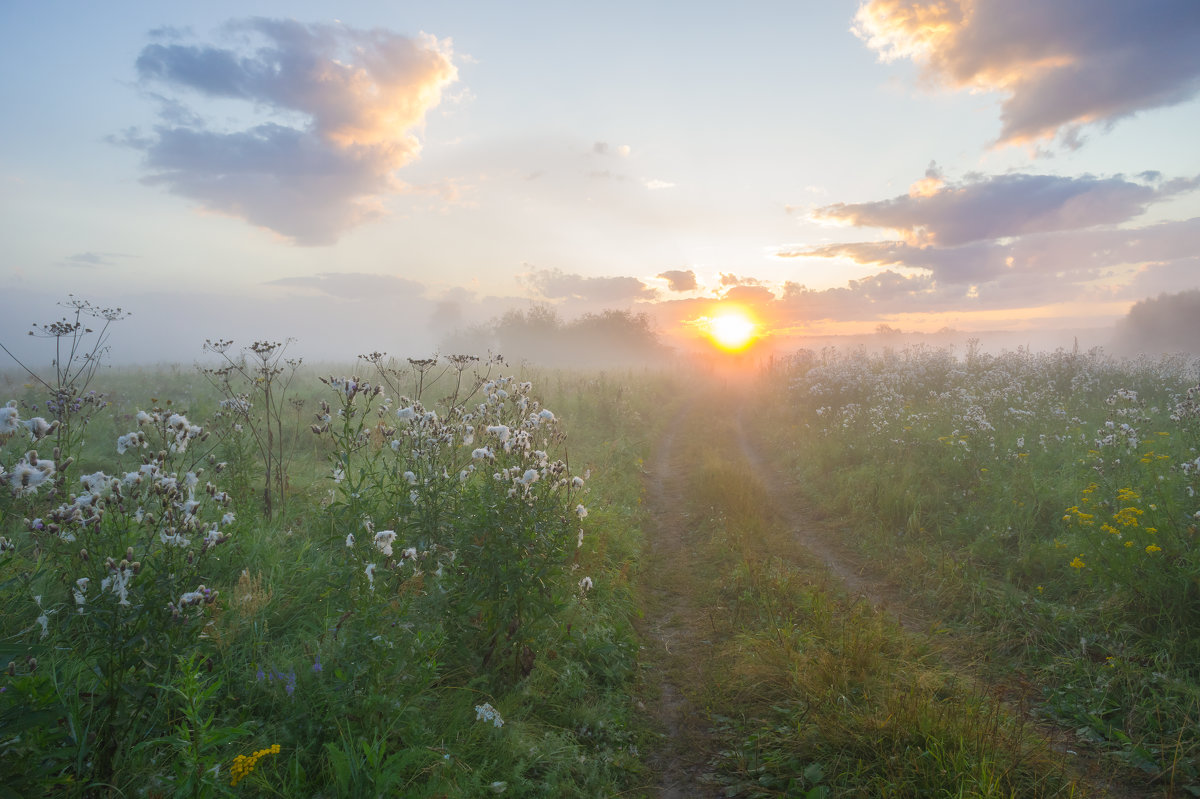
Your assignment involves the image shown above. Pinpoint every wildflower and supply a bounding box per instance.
[22,417,54,442]
[229,744,281,787]
[538,408,555,422]
[1145,543,1163,554]
[345,533,355,548]
[365,563,376,591]
[312,655,323,673]
[520,469,538,485]
[579,576,593,592]
[575,504,588,519]
[1069,556,1086,569]
[396,406,417,422]
[332,467,345,483]
[116,432,145,454]
[403,471,417,486]
[0,404,19,435]
[475,702,504,728]
[472,446,494,461]
[34,595,49,639]
[374,530,397,557]
[101,563,134,605]
[9,454,55,496]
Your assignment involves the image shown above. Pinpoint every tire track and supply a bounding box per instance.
[637,402,722,799]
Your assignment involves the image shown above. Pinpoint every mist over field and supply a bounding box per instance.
[2,3,1200,795]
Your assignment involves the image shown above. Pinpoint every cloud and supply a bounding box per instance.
[266,272,426,299]
[723,285,776,305]
[808,171,1193,247]
[719,273,763,287]
[127,19,458,244]
[593,141,631,157]
[644,179,675,190]
[521,268,658,303]
[60,252,134,268]
[854,0,1200,146]
[657,269,698,292]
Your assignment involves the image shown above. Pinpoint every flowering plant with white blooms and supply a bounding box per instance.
[316,354,590,680]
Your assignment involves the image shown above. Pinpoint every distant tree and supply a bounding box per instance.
[1114,290,1200,355]
[494,306,565,363]
[482,306,668,367]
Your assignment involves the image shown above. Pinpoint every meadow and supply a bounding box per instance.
[2,307,1199,797]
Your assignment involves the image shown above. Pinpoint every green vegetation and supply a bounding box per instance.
[759,343,1200,794]
[3,302,1199,797]
[0,307,667,797]
[649,404,1081,798]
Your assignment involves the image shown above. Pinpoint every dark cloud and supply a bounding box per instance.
[266,272,426,300]
[521,268,658,303]
[810,172,1187,247]
[657,269,697,292]
[855,0,1200,147]
[786,240,1007,284]
[126,18,458,244]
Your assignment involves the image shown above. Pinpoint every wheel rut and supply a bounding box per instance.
[637,402,722,798]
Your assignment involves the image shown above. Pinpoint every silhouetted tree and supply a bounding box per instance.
[1114,290,1200,355]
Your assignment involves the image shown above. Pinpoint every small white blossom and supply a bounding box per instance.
[475,702,504,728]
[374,530,397,557]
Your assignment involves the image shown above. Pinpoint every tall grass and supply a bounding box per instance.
[0,316,669,796]
[759,344,1200,792]
[662,407,1082,798]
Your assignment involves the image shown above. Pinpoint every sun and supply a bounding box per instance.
[707,311,757,352]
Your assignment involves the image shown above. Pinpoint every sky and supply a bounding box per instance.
[2,0,1199,362]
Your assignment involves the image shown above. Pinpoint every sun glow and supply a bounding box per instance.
[707,311,758,351]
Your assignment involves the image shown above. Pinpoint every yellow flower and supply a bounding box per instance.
[1124,540,1134,548]
[1145,544,1163,554]
[231,744,282,787]
[1069,556,1086,569]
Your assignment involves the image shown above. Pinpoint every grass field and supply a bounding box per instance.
[2,334,1198,797]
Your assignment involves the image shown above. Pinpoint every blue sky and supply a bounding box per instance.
[2,1,1198,361]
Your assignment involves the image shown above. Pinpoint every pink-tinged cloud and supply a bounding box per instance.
[520,268,658,303]
[854,0,1200,146]
[657,269,698,292]
[128,19,458,244]
[807,171,1193,247]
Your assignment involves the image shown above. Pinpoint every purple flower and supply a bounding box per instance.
[312,655,323,673]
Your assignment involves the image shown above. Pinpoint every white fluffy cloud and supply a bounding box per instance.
[128,19,458,244]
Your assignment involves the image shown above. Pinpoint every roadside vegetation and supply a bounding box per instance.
[0,301,667,797]
[752,343,1200,795]
[2,298,1197,797]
